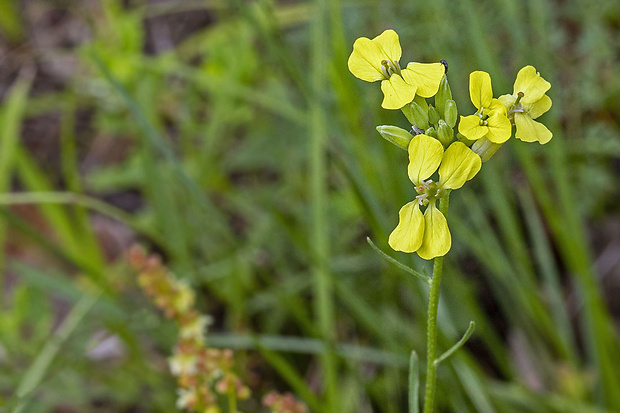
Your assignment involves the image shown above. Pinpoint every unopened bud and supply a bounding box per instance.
[428,105,440,126]
[437,120,453,146]
[471,137,502,162]
[435,75,452,115]
[444,99,458,128]
[402,101,429,129]
[425,127,437,138]
[413,95,429,111]
[376,125,412,151]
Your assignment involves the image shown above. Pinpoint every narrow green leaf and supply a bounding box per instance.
[367,238,430,285]
[435,321,475,367]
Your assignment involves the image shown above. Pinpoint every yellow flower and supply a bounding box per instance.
[348,29,445,110]
[458,71,512,144]
[389,135,481,259]
[499,65,553,144]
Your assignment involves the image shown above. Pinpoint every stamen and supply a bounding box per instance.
[380,64,390,79]
[415,194,428,206]
[514,91,524,105]
[387,60,401,75]
[412,125,425,136]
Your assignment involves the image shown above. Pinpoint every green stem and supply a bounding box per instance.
[310,0,338,410]
[228,388,238,413]
[423,194,450,413]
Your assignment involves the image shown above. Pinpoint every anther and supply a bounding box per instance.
[440,59,448,74]
[515,92,524,105]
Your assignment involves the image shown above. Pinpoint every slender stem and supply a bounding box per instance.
[228,388,238,413]
[310,0,338,410]
[423,194,450,413]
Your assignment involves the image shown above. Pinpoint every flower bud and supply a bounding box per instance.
[376,125,412,151]
[472,137,502,162]
[428,105,440,126]
[437,120,453,147]
[425,126,437,138]
[402,101,429,130]
[434,75,452,115]
[444,99,458,128]
[413,94,429,111]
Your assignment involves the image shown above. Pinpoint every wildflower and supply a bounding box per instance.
[173,280,196,314]
[348,29,445,109]
[499,65,552,144]
[176,388,197,410]
[170,348,198,377]
[458,71,511,143]
[389,135,481,259]
[179,313,212,342]
[263,391,309,413]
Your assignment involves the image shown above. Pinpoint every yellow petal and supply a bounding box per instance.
[407,134,444,185]
[458,115,488,141]
[401,62,445,98]
[514,112,553,144]
[372,29,402,63]
[469,71,493,109]
[489,98,507,115]
[498,93,516,109]
[526,94,552,119]
[381,75,417,109]
[347,37,385,82]
[513,65,551,104]
[416,202,451,260]
[388,201,424,253]
[438,142,482,189]
[485,113,512,144]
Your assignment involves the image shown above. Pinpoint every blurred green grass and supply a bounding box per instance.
[0,0,619,411]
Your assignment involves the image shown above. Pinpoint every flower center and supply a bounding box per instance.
[380,59,401,79]
[506,92,525,122]
[415,179,441,206]
[476,108,491,126]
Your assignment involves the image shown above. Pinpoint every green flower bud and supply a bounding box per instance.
[402,101,429,130]
[471,137,502,162]
[428,105,440,126]
[434,75,452,115]
[425,126,437,138]
[376,125,413,151]
[413,95,428,112]
[444,99,458,128]
[437,120,453,147]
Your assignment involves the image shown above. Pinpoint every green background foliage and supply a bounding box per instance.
[0,0,619,411]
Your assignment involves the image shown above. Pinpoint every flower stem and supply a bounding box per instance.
[423,194,449,413]
[228,388,238,413]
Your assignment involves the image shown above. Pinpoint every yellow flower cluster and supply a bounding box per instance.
[349,30,553,259]
[128,246,250,412]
